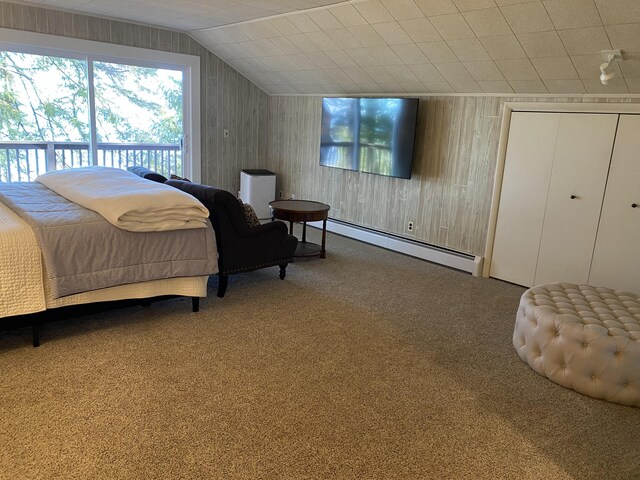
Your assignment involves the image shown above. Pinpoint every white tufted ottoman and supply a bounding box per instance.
[513,283,640,407]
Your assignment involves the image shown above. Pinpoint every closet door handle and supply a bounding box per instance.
[570,194,577,199]
[633,203,638,208]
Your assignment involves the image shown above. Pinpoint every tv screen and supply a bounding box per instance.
[319,97,419,179]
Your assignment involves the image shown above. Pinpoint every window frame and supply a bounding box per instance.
[0,28,201,182]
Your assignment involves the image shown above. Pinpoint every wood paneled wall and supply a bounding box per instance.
[0,1,268,194]
[266,95,640,256]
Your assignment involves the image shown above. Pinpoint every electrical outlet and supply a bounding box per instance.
[279,191,283,198]
[223,129,229,138]
[408,221,414,232]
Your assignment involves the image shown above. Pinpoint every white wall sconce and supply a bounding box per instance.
[600,50,623,85]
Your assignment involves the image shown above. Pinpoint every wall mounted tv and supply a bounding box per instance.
[319,97,419,180]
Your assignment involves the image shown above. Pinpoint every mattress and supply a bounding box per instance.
[0,199,212,319]
[0,201,46,317]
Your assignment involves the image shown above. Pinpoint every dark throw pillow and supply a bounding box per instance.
[237,199,261,229]
[170,173,191,182]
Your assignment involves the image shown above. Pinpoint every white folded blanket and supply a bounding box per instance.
[37,166,209,232]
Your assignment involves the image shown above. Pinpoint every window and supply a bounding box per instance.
[0,29,200,182]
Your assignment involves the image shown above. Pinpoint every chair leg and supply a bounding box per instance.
[32,323,41,348]
[192,297,200,312]
[217,273,228,298]
[279,264,287,280]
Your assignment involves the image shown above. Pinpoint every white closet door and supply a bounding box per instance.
[491,113,559,286]
[533,114,618,285]
[589,115,640,294]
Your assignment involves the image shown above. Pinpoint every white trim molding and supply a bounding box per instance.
[309,219,483,276]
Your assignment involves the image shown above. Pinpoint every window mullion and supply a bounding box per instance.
[87,56,98,166]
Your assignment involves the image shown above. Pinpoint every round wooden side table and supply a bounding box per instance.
[269,199,330,258]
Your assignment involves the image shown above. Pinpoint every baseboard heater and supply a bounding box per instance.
[307,219,483,276]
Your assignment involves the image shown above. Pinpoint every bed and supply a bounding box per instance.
[0,167,218,346]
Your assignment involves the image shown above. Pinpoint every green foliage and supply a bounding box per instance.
[0,51,182,145]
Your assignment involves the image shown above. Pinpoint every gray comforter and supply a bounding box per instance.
[0,182,217,298]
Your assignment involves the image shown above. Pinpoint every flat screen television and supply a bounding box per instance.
[319,97,419,180]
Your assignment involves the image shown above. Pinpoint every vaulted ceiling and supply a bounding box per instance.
[14,0,640,95]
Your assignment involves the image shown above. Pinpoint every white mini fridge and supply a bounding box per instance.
[239,169,276,219]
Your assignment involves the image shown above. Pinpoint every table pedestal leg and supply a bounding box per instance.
[302,221,307,243]
[320,219,327,258]
[288,220,293,235]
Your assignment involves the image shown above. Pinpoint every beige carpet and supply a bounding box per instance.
[1,229,639,479]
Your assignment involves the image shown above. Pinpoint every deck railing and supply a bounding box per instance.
[0,141,182,182]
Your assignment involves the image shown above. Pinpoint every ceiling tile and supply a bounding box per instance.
[287,14,321,33]
[543,0,601,29]
[259,39,286,57]
[423,80,456,91]
[306,50,339,69]
[324,49,359,67]
[261,56,287,71]
[495,0,540,4]
[509,79,549,92]
[450,80,483,91]
[463,60,505,79]
[386,64,421,82]
[367,45,406,65]
[391,43,430,63]
[429,13,476,39]
[517,31,567,57]
[447,38,491,60]
[306,30,341,50]
[593,0,640,25]
[531,56,578,79]
[605,24,640,52]
[287,33,321,52]
[417,41,460,61]
[348,24,388,47]
[434,61,476,81]
[306,9,342,30]
[362,65,397,82]
[544,78,586,93]
[478,79,514,92]
[271,55,300,70]
[346,48,381,66]
[453,0,497,11]
[268,17,301,36]
[480,35,528,59]
[408,62,447,81]
[414,0,459,16]
[354,0,395,24]
[620,53,640,77]
[329,4,368,26]
[583,76,629,93]
[626,77,640,93]
[342,66,376,83]
[462,7,511,37]
[496,58,541,79]
[570,53,623,78]
[399,18,442,42]
[381,0,425,20]
[401,80,429,91]
[557,27,611,55]
[500,2,554,33]
[373,21,414,44]
[378,81,406,92]
[329,28,364,49]
[287,53,318,70]
[225,27,253,44]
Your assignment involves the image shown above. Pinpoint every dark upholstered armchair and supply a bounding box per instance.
[166,180,298,297]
